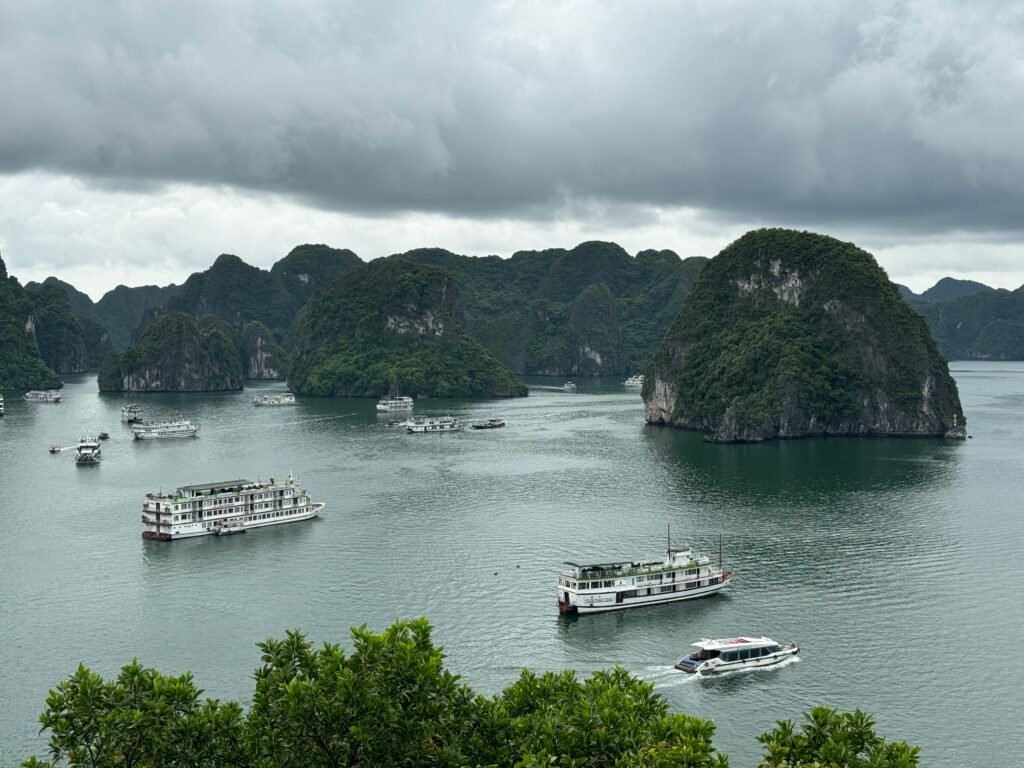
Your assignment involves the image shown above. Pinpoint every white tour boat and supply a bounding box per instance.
[471,417,506,430]
[563,381,577,393]
[74,436,102,465]
[674,636,799,674]
[131,418,199,440]
[120,404,143,422]
[24,390,62,403]
[0,393,4,416]
[623,374,645,387]
[141,472,325,541]
[253,392,296,407]
[406,415,459,433]
[557,529,733,614]
[376,395,414,412]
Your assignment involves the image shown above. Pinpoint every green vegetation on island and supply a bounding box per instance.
[98,313,244,392]
[167,246,360,343]
[289,258,527,398]
[0,253,62,390]
[28,283,113,373]
[242,320,289,379]
[402,243,707,375]
[644,229,964,442]
[23,617,919,768]
[914,285,1024,360]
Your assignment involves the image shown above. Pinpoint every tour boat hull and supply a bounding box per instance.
[558,573,733,614]
[675,643,799,674]
[143,502,324,541]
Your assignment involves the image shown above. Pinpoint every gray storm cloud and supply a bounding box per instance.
[1,0,1022,231]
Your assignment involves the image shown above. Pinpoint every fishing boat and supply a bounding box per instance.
[376,395,414,412]
[24,390,62,403]
[74,436,102,465]
[132,418,199,440]
[623,374,645,387]
[563,382,577,393]
[557,528,733,614]
[406,415,459,433]
[141,472,324,541]
[253,392,296,407]
[48,443,62,454]
[120,404,143,422]
[471,418,506,430]
[674,637,799,674]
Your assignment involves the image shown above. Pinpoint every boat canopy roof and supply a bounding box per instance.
[179,479,252,493]
[691,636,777,651]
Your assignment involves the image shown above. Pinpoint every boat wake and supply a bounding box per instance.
[644,655,801,688]
[695,655,801,680]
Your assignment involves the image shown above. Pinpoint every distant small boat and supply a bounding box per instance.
[674,637,799,674]
[25,390,62,403]
[120,404,142,422]
[98,432,110,440]
[253,392,296,407]
[377,395,414,412]
[623,374,645,387]
[471,418,506,430]
[563,382,577,393]
[48,443,62,454]
[0,393,5,417]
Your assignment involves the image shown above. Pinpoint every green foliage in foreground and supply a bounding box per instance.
[25,618,918,768]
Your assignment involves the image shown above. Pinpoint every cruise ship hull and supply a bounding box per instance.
[143,502,324,541]
[559,574,733,615]
[133,430,198,440]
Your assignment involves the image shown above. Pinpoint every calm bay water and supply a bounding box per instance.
[1,364,1023,765]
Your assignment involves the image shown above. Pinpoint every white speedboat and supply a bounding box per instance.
[557,528,733,614]
[406,415,459,433]
[674,637,799,674]
[253,392,296,407]
[0,393,5,416]
[623,374,645,387]
[141,472,324,541]
[120,404,143,422]
[74,436,102,465]
[376,395,414,412]
[132,418,199,440]
[24,390,62,403]
[563,381,577,393]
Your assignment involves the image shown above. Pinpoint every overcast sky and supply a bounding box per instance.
[1,0,1022,299]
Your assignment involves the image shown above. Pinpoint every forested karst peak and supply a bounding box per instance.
[644,228,964,442]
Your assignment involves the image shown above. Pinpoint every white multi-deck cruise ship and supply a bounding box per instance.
[376,395,414,412]
[132,418,199,440]
[0,394,4,416]
[74,436,101,465]
[121,404,143,422]
[24,390,62,403]
[253,392,296,407]
[623,374,645,387]
[406,415,459,433]
[557,530,733,614]
[141,473,325,540]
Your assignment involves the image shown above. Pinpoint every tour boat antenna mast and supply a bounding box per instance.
[667,523,671,556]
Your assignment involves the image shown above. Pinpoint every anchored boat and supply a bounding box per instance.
[141,472,325,541]
[674,637,799,674]
[253,392,296,407]
[120,404,143,423]
[406,415,459,433]
[557,528,733,614]
[24,390,62,403]
[471,418,506,430]
[132,418,199,440]
[376,395,414,412]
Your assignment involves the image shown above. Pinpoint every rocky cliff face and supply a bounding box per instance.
[0,252,62,389]
[98,313,244,392]
[644,229,964,442]
[243,321,287,380]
